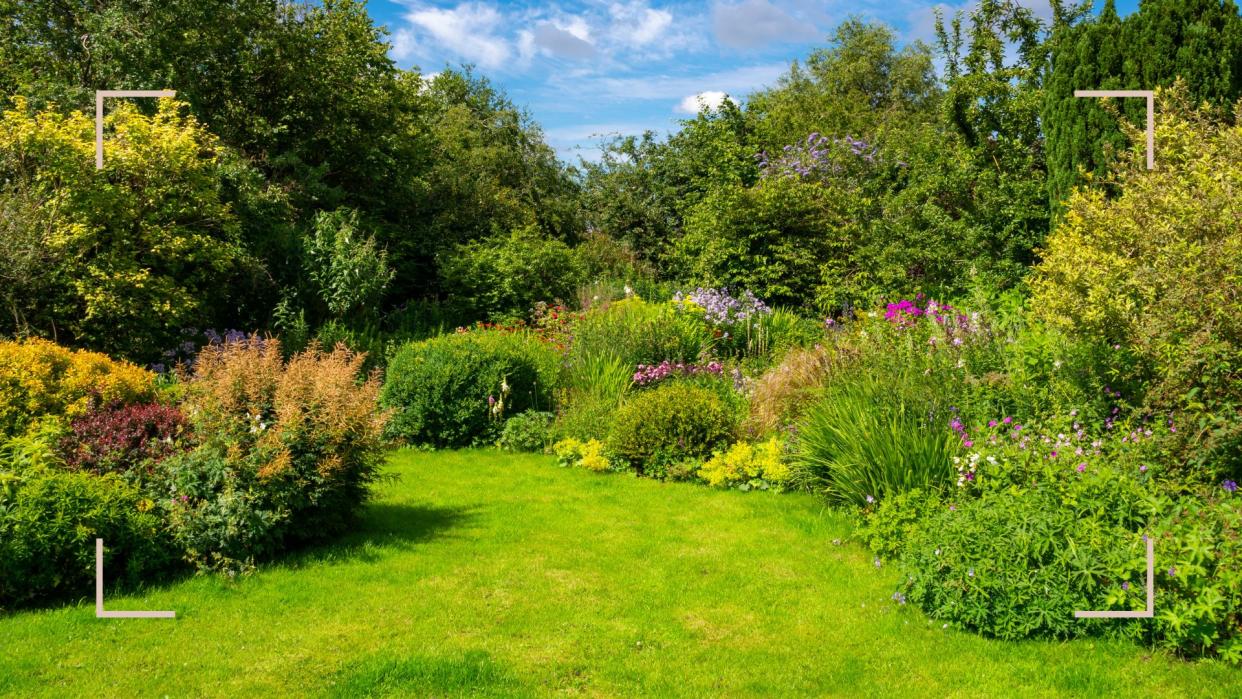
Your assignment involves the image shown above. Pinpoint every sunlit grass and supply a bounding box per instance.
[0,449,1238,697]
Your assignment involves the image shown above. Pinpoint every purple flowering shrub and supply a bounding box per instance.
[757,132,881,181]
[865,408,1242,661]
[674,287,771,326]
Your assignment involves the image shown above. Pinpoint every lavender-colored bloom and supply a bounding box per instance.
[1224,480,1238,493]
[1121,582,1130,591]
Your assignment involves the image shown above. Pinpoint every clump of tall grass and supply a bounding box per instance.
[794,367,958,506]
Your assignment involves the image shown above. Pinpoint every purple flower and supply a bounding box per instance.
[1077,463,1087,473]
[892,591,907,605]
[865,494,875,504]
[1002,416,1013,425]
[1139,465,1148,473]
[1168,567,1177,577]
[1121,582,1130,591]
[1224,480,1238,493]
[988,420,998,428]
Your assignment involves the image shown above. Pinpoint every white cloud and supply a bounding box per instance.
[403,3,512,69]
[608,2,674,48]
[675,90,728,114]
[711,0,821,49]
[390,27,419,62]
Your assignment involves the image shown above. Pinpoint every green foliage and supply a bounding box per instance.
[439,226,583,322]
[795,367,959,506]
[1032,93,1242,478]
[0,98,263,361]
[1043,0,1242,205]
[566,298,712,368]
[0,467,173,609]
[1149,491,1242,663]
[382,331,558,448]
[497,411,553,453]
[304,208,394,320]
[746,19,940,153]
[605,382,737,478]
[552,352,632,442]
[674,177,845,308]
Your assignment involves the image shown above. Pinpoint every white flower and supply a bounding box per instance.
[1053,360,1063,369]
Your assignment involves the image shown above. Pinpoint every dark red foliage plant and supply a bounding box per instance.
[59,402,191,476]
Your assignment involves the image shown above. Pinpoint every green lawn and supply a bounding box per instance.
[1,449,1239,697]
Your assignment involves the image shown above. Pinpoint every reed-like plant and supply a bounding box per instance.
[795,368,958,506]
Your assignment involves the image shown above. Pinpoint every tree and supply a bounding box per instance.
[746,19,939,153]
[1043,0,1242,206]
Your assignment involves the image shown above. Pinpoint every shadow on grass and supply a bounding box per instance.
[0,501,476,616]
[280,501,479,569]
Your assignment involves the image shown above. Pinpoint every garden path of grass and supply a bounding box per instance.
[2,449,1241,697]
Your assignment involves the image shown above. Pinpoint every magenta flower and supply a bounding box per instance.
[1077,463,1087,473]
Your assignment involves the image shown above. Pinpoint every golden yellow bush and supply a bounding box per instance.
[0,338,155,436]
[699,437,790,489]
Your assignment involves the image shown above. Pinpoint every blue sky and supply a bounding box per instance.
[369,1,1141,162]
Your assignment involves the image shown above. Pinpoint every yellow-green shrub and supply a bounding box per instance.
[552,437,611,472]
[699,437,791,490]
[0,97,258,360]
[0,338,155,438]
[1031,89,1242,476]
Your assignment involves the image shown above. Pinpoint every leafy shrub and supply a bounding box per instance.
[552,437,612,472]
[303,208,394,320]
[567,297,712,368]
[439,226,584,323]
[553,350,632,442]
[795,367,958,506]
[1149,489,1242,662]
[0,339,156,438]
[497,411,553,452]
[1031,93,1242,478]
[606,382,737,477]
[382,330,557,448]
[59,402,190,478]
[867,409,1242,662]
[169,337,387,570]
[0,98,261,361]
[0,468,174,609]
[699,437,791,490]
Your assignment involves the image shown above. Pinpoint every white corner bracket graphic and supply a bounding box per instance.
[95,89,176,170]
[1075,535,1154,619]
[1073,90,1155,170]
[95,539,175,619]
